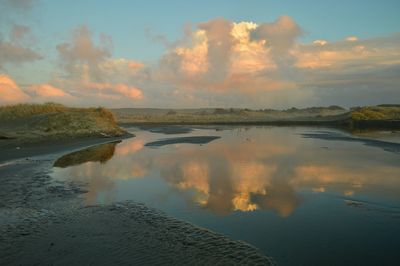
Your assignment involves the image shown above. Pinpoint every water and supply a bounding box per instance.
[51,126,400,265]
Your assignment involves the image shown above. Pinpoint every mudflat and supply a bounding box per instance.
[0,136,275,265]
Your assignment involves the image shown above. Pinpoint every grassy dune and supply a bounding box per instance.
[1,103,398,143]
[112,105,400,129]
[112,106,349,125]
[350,105,400,120]
[0,103,126,141]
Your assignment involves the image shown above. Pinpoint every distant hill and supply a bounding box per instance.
[111,106,350,125]
[2,104,398,139]
[111,105,400,129]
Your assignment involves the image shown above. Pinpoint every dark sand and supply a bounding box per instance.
[0,134,132,163]
[301,131,400,154]
[0,135,275,265]
[145,136,221,147]
[139,125,194,134]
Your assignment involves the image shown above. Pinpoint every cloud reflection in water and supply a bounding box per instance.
[51,128,400,217]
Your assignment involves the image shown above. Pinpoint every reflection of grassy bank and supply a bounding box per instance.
[0,103,127,142]
[54,142,118,168]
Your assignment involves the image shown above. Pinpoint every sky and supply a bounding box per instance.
[0,0,399,108]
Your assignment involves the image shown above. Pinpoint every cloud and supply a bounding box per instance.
[0,0,39,31]
[150,17,303,107]
[0,0,38,21]
[198,18,235,82]
[10,24,31,42]
[0,0,37,11]
[56,25,112,81]
[251,15,301,57]
[293,34,400,100]
[82,82,143,100]
[149,17,399,108]
[0,75,79,105]
[29,84,70,98]
[52,25,145,106]
[346,36,358,42]
[2,16,400,108]
[313,39,328,46]
[112,84,143,100]
[23,83,80,105]
[0,24,41,69]
[0,74,30,103]
[156,19,290,89]
[295,34,400,70]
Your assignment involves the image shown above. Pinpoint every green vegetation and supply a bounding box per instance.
[112,105,399,129]
[0,103,126,141]
[1,103,398,141]
[112,106,349,124]
[112,105,400,126]
[350,106,400,120]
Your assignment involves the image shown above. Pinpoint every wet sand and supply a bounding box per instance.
[0,136,275,265]
[139,125,194,134]
[145,136,221,147]
[0,134,133,163]
[301,131,400,154]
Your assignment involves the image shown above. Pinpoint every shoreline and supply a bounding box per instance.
[119,119,400,129]
[0,133,134,163]
[2,121,399,164]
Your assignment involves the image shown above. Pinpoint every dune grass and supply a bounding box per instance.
[351,106,400,120]
[113,106,349,124]
[0,103,126,140]
[112,105,399,125]
[0,103,67,120]
[0,103,116,121]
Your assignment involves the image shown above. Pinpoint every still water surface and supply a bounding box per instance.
[52,126,400,265]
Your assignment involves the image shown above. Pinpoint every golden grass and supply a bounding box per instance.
[0,103,67,120]
[113,107,349,124]
[351,106,400,120]
[0,103,125,140]
[0,103,117,122]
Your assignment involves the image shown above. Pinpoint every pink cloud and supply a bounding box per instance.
[29,84,70,97]
[2,18,399,109]
[81,81,143,100]
[155,17,299,96]
[0,74,30,104]
[113,84,143,100]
